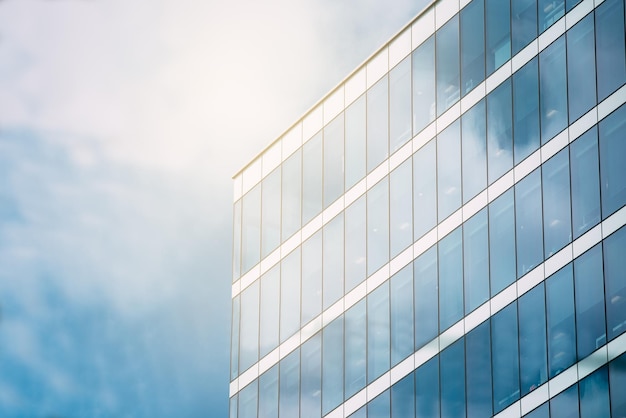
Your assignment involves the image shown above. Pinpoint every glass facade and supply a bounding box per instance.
[231,0,626,417]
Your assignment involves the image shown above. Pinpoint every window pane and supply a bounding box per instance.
[439,227,463,332]
[487,79,513,183]
[516,169,543,277]
[414,140,437,240]
[233,199,241,280]
[604,226,626,341]
[595,0,626,101]
[367,178,390,276]
[345,196,366,292]
[390,158,413,258]
[441,339,466,418]
[392,373,415,418]
[546,264,576,378]
[322,317,344,415]
[231,295,240,380]
[390,265,414,366]
[490,189,517,295]
[242,184,261,273]
[260,266,280,357]
[567,14,596,123]
[240,281,259,372]
[368,282,390,383]
[323,213,344,309]
[323,114,344,209]
[229,394,238,418]
[367,76,389,172]
[486,0,511,74]
[539,0,564,33]
[390,56,412,152]
[462,99,487,203]
[579,365,610,418]
[345,299,367,398]
[461,0,485,97]
[282,149,301,241]
[345,95,366,190]
[413,36,436,134]
[368,389,390,418]
[466,321,493,418]
[519,283,548,396]
[438,120,462,221]
[512,0,538,55]
[280,248,301,343]
[570,127,600,239]
[415,357,439,418]
[279,349,300,417]
[599,104,626,218]
[464,208,489,314]
[301,333,321,418]
[239,380,258,418]
[609,352,626,416]
[539,36,567,144]
[550,384,579,418]
[492,302,520,413]
[525,404,549,418]
[262,167,281,258]
[259,365,279,418]
[542,148,572,257]
[301,231,322,327]
[437,16,460,116]
[414,246,439,349]
[302,132,322,225]
[513,57,540,164]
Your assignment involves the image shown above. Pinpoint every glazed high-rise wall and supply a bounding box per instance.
[230,0,626,416]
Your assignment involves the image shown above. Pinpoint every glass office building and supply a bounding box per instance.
[230,0,626,416]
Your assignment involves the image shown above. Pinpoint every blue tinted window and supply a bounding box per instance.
[413,36,436,134]
[368,282,390,383]
[390,56,412,152]
[437,16,460,116]
[367,76,389,173]
[441,339,466,418]
[282,149,301,241]
[322,317,344,415]
[349,407,366,418]
[462,99,487,203]
[519,283,548,396]
[390,158,413,258]
[301,333,321,418]
[240,281,259,372]
[368,389,390,418]
[260,266,280,358]
[539,0,564,33]
[566,0,581,11]
[574,244,606,359]
[390,265,414,366]
[391,373,415,418]
[259,365,279,418]
[279,349,300,417]
[595,0,626,101]
[242,183,261,273]
[542,148,572,257]
[414,140,437,239]
[487,79,513,183]
[567,14,596,123]
[609,352,626,416]
[464,209,489,314]
[525,404,550,418]
[492,302,520,413]
[604,226,626,341]
[516,169,543,277]
[345,95,366,190]
[230,394,238,418]
[414,246,439,349]
[599,104,626,218]
[439,227,464,332]
[262,168,281,258]
[280,249,301,343]
[301,232,322,326]
[539,36,567,144]
[466,321,493,418]
[367,178,389,276]
[231,295,240,380]
[233,200,241,280]
[345,300,367,399]
[570,128,600,239]
[579,366,610,418]
[512,0,537,55]
[416,357,439,418]
[490,189,517,295]
[513,57,540,164]
[437,120,462,221]
[546,265,576,378]
[550,384,579,418]
[303,132,323,227]
[486,0,511,74]
[461,0,485,97]
[323,214,344,309]
[323,114,344,209]
[239,380,258,418]
[345,196,366,292]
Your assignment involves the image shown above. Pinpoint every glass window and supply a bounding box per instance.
[301,333,321,418]
[279,348,300,417]
[519,283,548,396]
[546,264,576,378]
[462,99,487,204]
[466,321,493,418]
[414,140,437,240]
[345,299,367,399]
[239,380,258,418]
[240,280,259,373]
[367,178,390,276]
[282,149,301,241]
[513,57,540,164]
[349,406,366,418]
[439,227,463,332]
[262,167,281,258]
[492,302,520,413]
[461,0,485,97]
[345,196,366,292]
[516,169,543,277]
[486,0,511,74]
[390,264,414,366]
[542,148,572,257]
[302,132,322,225]
[464,208,489,314]
[489,189,517,295]
[574,244,606,359]
[259,365,279,418]
[390,56,412,152]
[368,282,390,383]
[595,0,626,102]
[570,128,600,239]
[233,199,241,281]
[323,213,344,309]
[345,95,366,190]
[280,248,301,343]
[550,384,579,418]
[567,14,596,123]
[413,36,436,134]
[441,339,466,418]
[301,231,322,327]
[539,0,564,33]
[414,246,439,350]
[599,104,626,218]
[437,120,462,221]
[487,79,513,183]
[323,114,344,209]
[260,266,280,358]
[415,357,440,418]
[525,404,550,418]
[368,389,390,418]
[367,76,389,173]
[579,365,610,418]
[231,295,240,380]
[229,394,238,418]
[392,373,415,418]
[322,317,344,415]
[242,183,261,273]
[539,36,567,144]
[566,0,581,12]
[604,226,626,341]
[512,0,538,55]
[436,16,460,116]
[609,352,626,416]
[390,158,413,259]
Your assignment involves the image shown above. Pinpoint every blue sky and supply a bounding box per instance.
[0,0,426,416]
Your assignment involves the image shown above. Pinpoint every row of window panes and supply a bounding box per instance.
[231,225,626,418]
[233,0,626,280]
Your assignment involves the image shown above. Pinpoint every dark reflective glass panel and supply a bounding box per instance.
[464,208,489,314]
[462,99,487,204]
[604,226,626,341]
[567,13,596,123]
[414,246,439,350]
[368,282,390,384]
[539,36,567,144]
[345,299,367,399]
[550,383,579,418]
[486,0,511,74]
[516,169,543,277]
[579,366,610,418]
[546,264,577,378]
[542,148,572,258]
[599,104,626,218]
[513,57,540,164]
[414,140,437,240]
[301,333,321,418]
[436,16,460,116]
[437,120,462,221]
[570,127,600,239]
[415,357,439,418]
[539,0,564,33]
[609,352,626,416]
[391,373,415,418]
[441,339,466,418]
[390,56,412,153]
[525,403,550,418]
[367,76,389,173]
[490,189,517,295]
[595,0,626,102]
[302,132,322,225]
[492,302,520,413]
[439,227,464,332]
[345,95,366,190]
[322,317,344,415]
[466,321,493,418]
[519,283,548,396]
[368,389,390,418]
[413,36,436,134]
[487,79,513,183]
[390,158,413,259]
[390,265,414,366]
[301,231,322,327]
[323,114,344,209]
[461,0,485,97]
[512,0,538,55]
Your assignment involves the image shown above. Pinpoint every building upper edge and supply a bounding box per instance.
[231,0,438,180]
